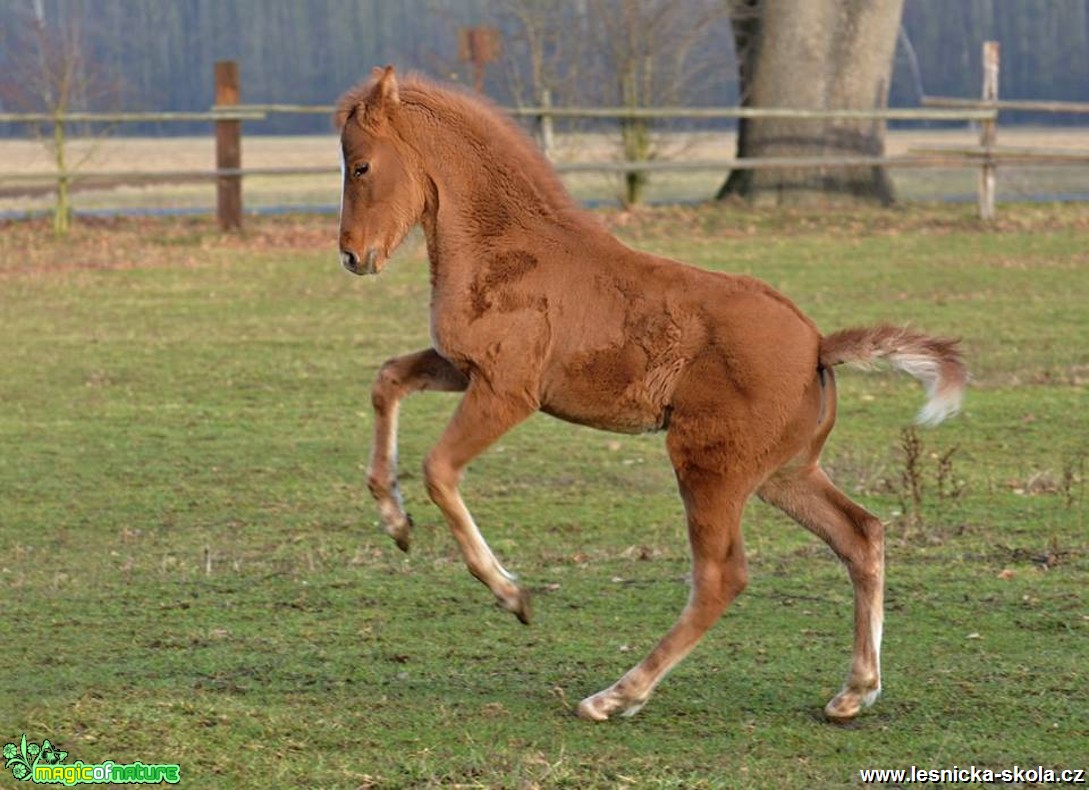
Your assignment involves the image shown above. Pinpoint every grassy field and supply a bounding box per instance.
[0,205,1086,788]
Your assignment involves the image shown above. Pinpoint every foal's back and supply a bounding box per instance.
[522,228,823,442]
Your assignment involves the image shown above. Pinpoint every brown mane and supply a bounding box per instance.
[338,72,587,226]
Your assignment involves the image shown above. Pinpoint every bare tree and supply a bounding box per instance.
[0,1,121,233]
[587,0,731,204]
[494,0,587,108]
[717,0,905,206]
[492,0,592,185]
[493,0,731,206]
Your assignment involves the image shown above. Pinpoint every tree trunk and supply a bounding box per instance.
[620,68,651,206]
[717,0,904,206]
[716,0,761,199]
[52,117,71,236]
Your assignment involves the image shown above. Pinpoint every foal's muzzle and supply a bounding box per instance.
[341,247,379,276]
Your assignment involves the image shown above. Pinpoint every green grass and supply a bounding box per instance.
[1,206,1086,788]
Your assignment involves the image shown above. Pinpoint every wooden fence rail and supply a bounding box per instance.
[2,44,1087,227]
[6,146,1086,187]
[922,96,1089,114]
[0,110,265,123]
[222,104,994,121]
[0,155,992,185]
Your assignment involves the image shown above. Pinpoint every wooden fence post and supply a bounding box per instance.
[215,61,242,231]
[537,89,554,158]
[979,41,999,221]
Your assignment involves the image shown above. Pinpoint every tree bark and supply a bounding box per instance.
[717,0,904,206]
[716,0,761,199]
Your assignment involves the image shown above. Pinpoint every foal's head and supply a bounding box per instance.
[336,67,427,276]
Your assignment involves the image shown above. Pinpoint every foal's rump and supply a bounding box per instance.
[541,265,824,437]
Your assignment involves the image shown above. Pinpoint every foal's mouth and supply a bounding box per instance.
[340,247,380,276]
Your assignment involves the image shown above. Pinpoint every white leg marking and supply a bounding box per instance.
[442,489,521,607]
[872,615,883,674]
[862,612,884,708]
[382,400,400,473]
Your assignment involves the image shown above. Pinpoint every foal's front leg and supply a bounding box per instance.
[368,348,468,551]
[423,380,536,623]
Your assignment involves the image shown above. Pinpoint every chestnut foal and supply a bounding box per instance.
[336,67,967,722]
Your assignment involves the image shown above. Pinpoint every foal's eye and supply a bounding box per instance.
[353,163,370,179]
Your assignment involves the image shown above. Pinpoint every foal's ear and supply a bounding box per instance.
[370,65,400,106]
[336,65,399,130]
[349,66,399,128]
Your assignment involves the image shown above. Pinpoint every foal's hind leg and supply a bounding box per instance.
[368,349,468,551]
[423,380,536,623]
[758,466,885,722]
[578,465,752,721]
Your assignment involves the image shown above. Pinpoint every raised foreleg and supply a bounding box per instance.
[368,348,468,551]
[423,379,537,623]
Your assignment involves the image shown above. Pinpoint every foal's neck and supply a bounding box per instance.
[400,90,596,263]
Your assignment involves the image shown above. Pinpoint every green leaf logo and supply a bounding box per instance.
[39,740,68,765]
[3,734,64,782]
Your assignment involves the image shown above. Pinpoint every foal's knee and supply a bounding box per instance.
[861,514,884,546]
[727,560,749,597]
[848,514,884,581]
[688,562,746,630]
[695,551,748,607]
[371,360,403,411]
[423,453,460,503]
[714,557,748,612]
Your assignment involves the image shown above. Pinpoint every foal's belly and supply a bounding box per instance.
[539,399,669,434]
[539,345,682,434]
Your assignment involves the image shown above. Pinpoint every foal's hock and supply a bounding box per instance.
[336,66,967,722]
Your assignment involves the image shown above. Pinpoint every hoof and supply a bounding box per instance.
[373,481,413,552]
[575,688,647,722]
[824,696,860,723]
[503,587,532,625]
[575,697,610,722]
[381,511,413,553]
[824,684,880,723]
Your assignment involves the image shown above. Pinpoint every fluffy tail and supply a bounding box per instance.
[820,324,968,426]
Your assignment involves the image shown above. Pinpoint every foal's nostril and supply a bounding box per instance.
[340,249,360,274]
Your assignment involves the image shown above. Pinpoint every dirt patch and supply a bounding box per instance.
[0,214,339,275]
[0,174,213,201]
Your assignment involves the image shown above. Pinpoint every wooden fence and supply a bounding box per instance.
[2,42,1088,228]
